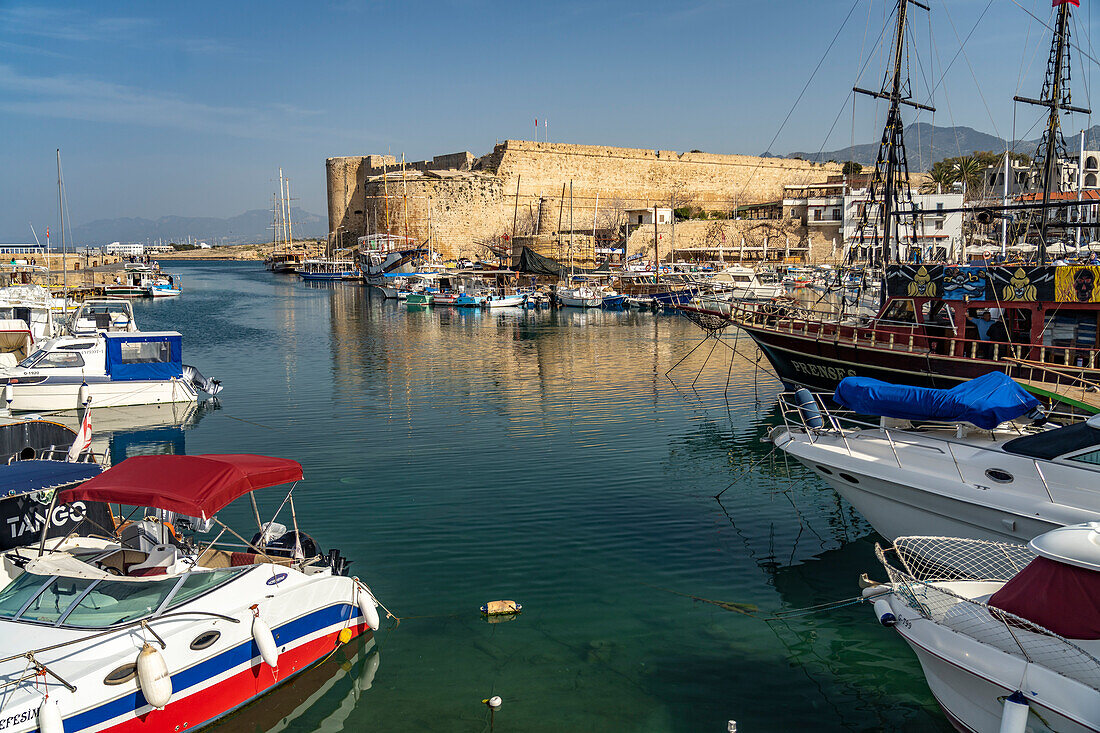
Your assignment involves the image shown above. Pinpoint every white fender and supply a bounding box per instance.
[136,643,172,709]
[37,697,63,733]
[77,382,90,407]
[252,614,279,668]
[873,598,897,627]
[356,584,380,631]
[999,691,1030,733]
[2,382,12,407]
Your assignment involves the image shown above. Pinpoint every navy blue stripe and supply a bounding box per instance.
[63,603,358,732]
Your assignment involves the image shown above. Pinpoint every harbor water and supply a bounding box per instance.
[118,261,949,732]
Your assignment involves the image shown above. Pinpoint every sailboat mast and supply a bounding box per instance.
[285,177,294,246]
[382,159,391,235]
[881,0,909,265]
[56,149,67,296]
[401,153,409,246]
[1040,2,1070,263]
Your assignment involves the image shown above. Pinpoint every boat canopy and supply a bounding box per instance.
[833,372,1041,430]
[61,454,303,519]
[989,555,1100,639]
[104,331,183,382]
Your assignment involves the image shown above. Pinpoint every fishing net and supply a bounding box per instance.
[674,306,734,334]
[877,538,1100,691]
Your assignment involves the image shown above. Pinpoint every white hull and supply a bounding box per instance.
[7,379,198,412]
[881,592,1099,733]
[559,296,602,308]
[485,295,525,308]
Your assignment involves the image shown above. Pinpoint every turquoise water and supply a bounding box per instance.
[119,261,951,732]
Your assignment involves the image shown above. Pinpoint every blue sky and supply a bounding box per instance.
[2,0,1097,239]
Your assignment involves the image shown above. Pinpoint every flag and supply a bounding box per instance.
[66,405,92,462]
[1054,0,1080,6]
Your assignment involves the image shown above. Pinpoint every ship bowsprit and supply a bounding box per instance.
[182,364,223,396]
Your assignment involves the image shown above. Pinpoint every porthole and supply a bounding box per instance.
[838,472,860,484]
[985,468,1014,484]
[816,465,834,475]
[104,663,137,685]
[190,630,221,650]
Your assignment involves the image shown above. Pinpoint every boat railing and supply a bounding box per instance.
[875,540,1100,692]
[731,300,1100,372]
[776,391,1079,499]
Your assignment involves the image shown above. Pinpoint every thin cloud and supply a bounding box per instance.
[0,64,380,144]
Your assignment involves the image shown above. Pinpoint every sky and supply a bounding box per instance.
[2,0,1099,240]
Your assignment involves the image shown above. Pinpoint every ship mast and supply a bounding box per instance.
[852,0,934,266]
[1014,0,1089,264]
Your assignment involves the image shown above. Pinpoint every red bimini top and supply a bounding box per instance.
[989,556,1100,640]
[60,454,303,520]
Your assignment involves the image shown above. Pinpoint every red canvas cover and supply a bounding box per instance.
[60,454,303,519]
[988,556,1100,639]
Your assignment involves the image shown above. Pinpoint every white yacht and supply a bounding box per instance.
[866,524,1100,732]
[0,285,59,367]
[771,374,1100,543]
[710,266,784,300]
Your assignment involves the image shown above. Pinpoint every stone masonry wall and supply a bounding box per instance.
[328,141,842,259]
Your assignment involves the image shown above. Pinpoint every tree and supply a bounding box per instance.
[842,161,863,176]
[921,161,957,194]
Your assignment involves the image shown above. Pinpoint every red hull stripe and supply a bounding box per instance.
[62,604,365,733]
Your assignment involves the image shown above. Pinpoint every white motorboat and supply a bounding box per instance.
[710,266,784,300]
[0,453,383,733]
[866,523,1100,733]
[557,286,602,308]
[0,285,60,367]
[0,329,221,412]
[68,300,137,337]
[146,273,182,297]
[771,374,1100,543]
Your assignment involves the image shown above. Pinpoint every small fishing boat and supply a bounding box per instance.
[557,286,602,308]
[104,271,150,299]
[0,328,221,412]
[455,291,488,308]
[404,292,433,306]
[484,293,526,308]
[601,294,629,309]
[146,273,182,298]
[0,453,383,733]
[867,523,1100,733]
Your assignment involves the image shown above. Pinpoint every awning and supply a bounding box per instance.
[989,556,1100,639]
[0,460,102,497]
[61,454,303,519]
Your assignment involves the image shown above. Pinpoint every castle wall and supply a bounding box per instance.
[327,141,842,259]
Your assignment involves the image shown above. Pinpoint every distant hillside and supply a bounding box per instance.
[66,207,326,246]
[781,122,1100,170]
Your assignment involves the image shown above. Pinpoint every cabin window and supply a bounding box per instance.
[119,341,171,364]
[882,299,917,324]
[168,568,247,609]
[11,576,96,625]
[1067,448,1100,466]
[33,351,85,369]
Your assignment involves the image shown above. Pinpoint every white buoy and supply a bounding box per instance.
[356,584,380,631]
[487,696,502,710]
[252,613,279,668]
[999,691,1030,733]
[77,382,90,407]
[136,643,172,709]
[873,598,897,627]
[37,697,63,733]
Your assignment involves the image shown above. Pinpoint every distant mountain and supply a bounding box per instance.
[65,207,326,246]
[781,122,1100,170]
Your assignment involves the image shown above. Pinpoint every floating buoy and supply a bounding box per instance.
[251,608,279,668]
[480,600,522,616]
[37,697,63,733]
[136,643,172,709]
[873,598,897,627]
[338,627,354,645]
[999,691,1030,733]
[483,695,502,710]
[356,584,380,631]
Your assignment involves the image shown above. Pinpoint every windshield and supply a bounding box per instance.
[16,350,43,368]
[0,567,248,627]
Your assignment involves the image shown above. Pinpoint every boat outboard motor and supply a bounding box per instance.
[250,528,323,561]
[182,365,223,396]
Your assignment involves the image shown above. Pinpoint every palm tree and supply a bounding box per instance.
[953,156,985,199]
[921,161,957,194]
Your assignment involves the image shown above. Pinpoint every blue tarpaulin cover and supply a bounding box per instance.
[105,332,183,382]
[0,460,102,497]
[833,372,1041,429]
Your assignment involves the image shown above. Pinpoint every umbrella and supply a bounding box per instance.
[1007,242,1038,252]
[1087,241,1100,252]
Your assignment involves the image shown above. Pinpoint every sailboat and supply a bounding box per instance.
[265,170,304,274]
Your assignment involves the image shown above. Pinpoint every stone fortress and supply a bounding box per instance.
[326,141,843,264]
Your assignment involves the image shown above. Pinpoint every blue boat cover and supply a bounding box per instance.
[833,372,1041,429]
[0,460,102,497]
[105,332,183,382]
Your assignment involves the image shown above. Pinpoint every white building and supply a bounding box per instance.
[104,242,145,256]
[624,207,673,226]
